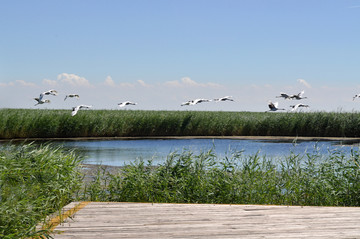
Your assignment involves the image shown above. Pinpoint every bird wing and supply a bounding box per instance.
[71,106,80,116]
[280,93,289,98]
[80,105,92,109]
[50,90,58,95]
[268,101,275,110]
[39,93,45,101]
[221,96,233,101]
[291,104,300,111]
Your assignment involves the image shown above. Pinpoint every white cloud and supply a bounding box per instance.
[164,77,223,88]
[119,82,135,87]
[182,77,198,86]
[164,80,181,87]
[103,76,136,88]
[43,79,58,87]
[57,73,92,87]
[0,82,15,87]
[104,76,116,87]
[297,79,311,89]
[137,80,151,87]
[16,80,36,87]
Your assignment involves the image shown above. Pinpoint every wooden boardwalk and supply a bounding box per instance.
[52,202,360,238]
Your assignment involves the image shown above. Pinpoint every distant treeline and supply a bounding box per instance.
[1,108,360,139]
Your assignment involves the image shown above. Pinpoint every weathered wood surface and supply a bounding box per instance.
[53,202,360,238]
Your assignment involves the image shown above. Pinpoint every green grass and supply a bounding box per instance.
[2,109,360,138]
[0,143,83,239]
[79,147,360,207]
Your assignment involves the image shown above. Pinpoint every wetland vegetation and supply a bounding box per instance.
[2,143,360,238]
[0,144,82,239]
[2,108,360,138]
[2,108,360,237]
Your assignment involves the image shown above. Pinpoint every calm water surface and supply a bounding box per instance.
[48,139,358,166]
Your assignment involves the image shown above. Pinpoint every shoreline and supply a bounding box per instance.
[1,135,360,142]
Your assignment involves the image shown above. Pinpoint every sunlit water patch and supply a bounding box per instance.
[41,138,358,166]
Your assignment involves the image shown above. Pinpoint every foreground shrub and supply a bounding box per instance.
[0,143,83,239]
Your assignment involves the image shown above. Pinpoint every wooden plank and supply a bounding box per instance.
[52,202,360,238]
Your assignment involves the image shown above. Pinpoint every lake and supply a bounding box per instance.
[42,138,360,166]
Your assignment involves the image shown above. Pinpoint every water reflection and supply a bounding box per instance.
[44,138,358,166]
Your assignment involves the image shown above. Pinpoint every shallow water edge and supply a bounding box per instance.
[2,135,360,143]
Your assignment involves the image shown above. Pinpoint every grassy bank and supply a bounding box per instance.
[79,147,360,206]
[2,109,360,139]
[0,144,83,239]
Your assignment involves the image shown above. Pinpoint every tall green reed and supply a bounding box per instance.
[3,109,360,138]
[79,147,360,207]
[0,143,83,238]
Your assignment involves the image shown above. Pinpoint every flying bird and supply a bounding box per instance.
[181,100,195,106]
[118,101,137,107]
[213,96,234,102]
[64,94,80,101]
[266,101,285,112]
[290,103,309,112]
[181,98,211,106]
[39,89,58,101]
[276,93,292,100]
[193,98,211,104]
[290,90,307,100]
[353,94,360,101]
[71,105,92,116]
[34,98,50,106]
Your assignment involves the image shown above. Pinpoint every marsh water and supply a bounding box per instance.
[39,138,359,166]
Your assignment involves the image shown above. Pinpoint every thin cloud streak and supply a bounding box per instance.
[164,77,223,88]
[297,79,311,89]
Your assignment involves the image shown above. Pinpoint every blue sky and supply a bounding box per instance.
[1,0,360,112]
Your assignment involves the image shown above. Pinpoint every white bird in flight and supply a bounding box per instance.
[64,94,80,101]
[181,100,195,106]
[34,98,50,106]
[39,89,58,101]
[71,105,92,116]
[266,101,285,112]
[290,103,309,112]
[353,94,360,101]
[290,90,307,100]
[276,93,292,100]
[213,96,234,102]
[181,98,211,106]
[118,101,137,107]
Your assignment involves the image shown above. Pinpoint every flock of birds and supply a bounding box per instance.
[33,89,360,116]
[267,90,310,112]
[33,89,142,116]
[33,90,237,116]
[33,89,91,116]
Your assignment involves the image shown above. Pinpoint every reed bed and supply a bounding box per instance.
[2,108,360,138]
[79,147,360,206]
[0,143,83,239]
